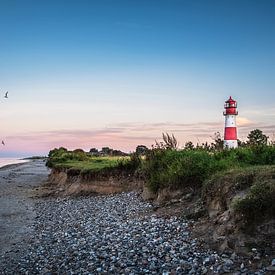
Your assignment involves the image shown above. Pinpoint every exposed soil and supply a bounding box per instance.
[1,161,274,273]
[36,168,144,198]
[148,187,275,271]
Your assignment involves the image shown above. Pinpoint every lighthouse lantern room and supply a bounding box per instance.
[223,96,238,149]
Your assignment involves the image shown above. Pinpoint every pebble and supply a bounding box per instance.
[0,192,271,274]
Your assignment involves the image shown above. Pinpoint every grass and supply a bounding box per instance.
[142,149,232,193]
[47,145,275,225]
[142,146,275,224]
[46,147,140,174]
[52,156,128,172]
[202,165,275,224]
[142,146,275,193]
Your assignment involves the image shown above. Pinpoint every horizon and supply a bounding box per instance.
[1,0,275,157]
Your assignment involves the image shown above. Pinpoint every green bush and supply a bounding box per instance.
[143,149,230,192]
[116,153,142,172]
[213,146,275,166]
[142,145,275,193]
[46,147,90,168]
[233,180,275,223]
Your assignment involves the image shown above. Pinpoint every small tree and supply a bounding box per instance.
[184,141,194,150]
[247,129,269,146]
[136,145,149,155]
[89,148,98,154]
[210,132,223,151]
[101,147,113,155]
[237,139,246,147]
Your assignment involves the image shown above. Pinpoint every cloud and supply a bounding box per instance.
[3,120,275,155]
[2,121,223,153]
[236,117,254,127]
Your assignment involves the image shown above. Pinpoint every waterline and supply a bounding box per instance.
[0,158,29,168]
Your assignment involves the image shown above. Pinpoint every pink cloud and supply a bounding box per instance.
[2,121,275,155]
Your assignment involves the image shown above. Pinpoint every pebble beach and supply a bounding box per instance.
[0,161,273,274]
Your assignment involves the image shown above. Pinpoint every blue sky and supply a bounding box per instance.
[0,0,275,156]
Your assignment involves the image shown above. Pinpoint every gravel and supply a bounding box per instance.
[0,192,269,274]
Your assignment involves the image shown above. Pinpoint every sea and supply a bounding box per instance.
[0,158,29,168]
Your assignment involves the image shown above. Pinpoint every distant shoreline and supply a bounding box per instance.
[0,158,32,170]
[21,156,47,160]
[0,156,47,170]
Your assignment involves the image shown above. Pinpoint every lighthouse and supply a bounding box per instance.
[223,96,238,149]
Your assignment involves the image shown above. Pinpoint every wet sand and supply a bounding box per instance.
[0,160,49,258]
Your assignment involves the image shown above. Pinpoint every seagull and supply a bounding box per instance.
[1,140,5,146]
[4,91,8,98]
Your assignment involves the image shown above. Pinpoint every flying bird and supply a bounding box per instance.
[4,91,8,98]
[1,140,5,146]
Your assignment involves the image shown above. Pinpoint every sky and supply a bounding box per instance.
[0,0,275,156]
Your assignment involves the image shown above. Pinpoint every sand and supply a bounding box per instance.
[0,160,49,256]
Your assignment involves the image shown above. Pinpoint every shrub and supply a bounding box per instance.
[233,180,275,223]
[213,146,275,166]
[116,153,141,172]
[143,149,230,192]
[46,147,89,167]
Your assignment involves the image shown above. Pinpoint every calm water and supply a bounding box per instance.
[0,158,29,168]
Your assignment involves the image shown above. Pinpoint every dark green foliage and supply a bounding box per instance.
[234,180,275,223]
[116,153,142,172]
[135,145,149,156]
[143,149,229,192]
[184,141,194,150]
[46,147,141,176]
[46,147,89,167]
[247,129,269,146]
[213,146,275,166]
[211,131,223,151]
[203,165,275,225]
[143,145,275,193]
[89,148,99,154]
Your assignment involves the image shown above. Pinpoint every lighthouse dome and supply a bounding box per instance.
[224,96,238,115]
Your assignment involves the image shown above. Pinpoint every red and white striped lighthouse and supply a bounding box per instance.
[223,96,238,148]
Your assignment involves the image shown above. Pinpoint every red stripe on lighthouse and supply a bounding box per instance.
[224,127,237,140]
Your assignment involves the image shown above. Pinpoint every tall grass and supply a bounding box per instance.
[143,145,275,192]
[46,147,141,174]
[233,180,275,223]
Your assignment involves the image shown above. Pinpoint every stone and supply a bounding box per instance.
[266,266,275,271]
[0,191,271,274]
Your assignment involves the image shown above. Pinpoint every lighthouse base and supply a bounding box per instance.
[224,140,238,149]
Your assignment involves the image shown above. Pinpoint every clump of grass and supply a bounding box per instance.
[143,149,231,193]
[214,146,275,166]
[142,145,275,193]
[46,147,89,168]
[233,180,275,224]
[46,147,141,175]
[201,165,275,225]
[202,166,259,196]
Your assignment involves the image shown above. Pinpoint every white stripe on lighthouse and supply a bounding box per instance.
[224,140,238,148]
[225,115,236,128]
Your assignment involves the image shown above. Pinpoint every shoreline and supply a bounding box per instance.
[0,160,31,171]
[0,159,49,261]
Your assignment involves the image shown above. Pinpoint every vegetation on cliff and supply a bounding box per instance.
[143,132,275,192]
[203,165,275,224]
[46,147,140,175]
[46,130,275,224]
[141,131,275,225]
